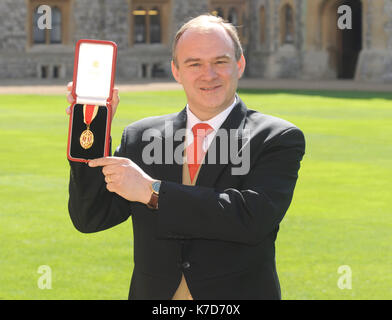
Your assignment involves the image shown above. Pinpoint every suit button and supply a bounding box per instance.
[182,262,190,269]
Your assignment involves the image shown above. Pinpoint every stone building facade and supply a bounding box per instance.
[0,0,391,82]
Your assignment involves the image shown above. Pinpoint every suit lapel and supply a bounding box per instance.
[155,107,187,184]
[196,98,248,188]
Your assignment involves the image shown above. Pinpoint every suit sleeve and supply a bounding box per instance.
[155,127,305,245]
[68,130,132,233]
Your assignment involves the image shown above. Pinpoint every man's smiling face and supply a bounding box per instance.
[171,24,246,121]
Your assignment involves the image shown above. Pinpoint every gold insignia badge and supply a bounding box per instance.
[80,105,98,149]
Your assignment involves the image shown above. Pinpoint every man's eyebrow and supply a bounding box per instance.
[183,57,201,64]
[214,55,231,60]
[183,55,231,64]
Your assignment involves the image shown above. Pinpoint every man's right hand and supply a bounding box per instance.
[65,81,120,118]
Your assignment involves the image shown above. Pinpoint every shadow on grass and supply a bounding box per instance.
[238,89,392,100]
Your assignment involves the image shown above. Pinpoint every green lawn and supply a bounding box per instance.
[0,89,391,299]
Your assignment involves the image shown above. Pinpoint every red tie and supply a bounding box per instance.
[187,123,214,183]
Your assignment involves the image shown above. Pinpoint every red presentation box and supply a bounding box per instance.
[67,39,118,162]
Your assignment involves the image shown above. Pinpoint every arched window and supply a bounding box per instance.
[50,7,62,43]
[282,4,294,44]
[133,6,146,43]
[260,5,266,44]
[33,6,45,44]
[149,7,161,43]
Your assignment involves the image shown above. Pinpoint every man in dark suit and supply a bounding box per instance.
[67,14,305,300]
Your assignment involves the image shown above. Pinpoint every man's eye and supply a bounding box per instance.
[190,63,200,67]
[216,60,227,64]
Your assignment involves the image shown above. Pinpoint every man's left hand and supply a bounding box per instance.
[88,157,153,204]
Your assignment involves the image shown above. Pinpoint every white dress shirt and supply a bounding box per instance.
[186,96,237,151]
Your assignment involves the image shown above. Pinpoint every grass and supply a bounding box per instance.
[0,89,391,299]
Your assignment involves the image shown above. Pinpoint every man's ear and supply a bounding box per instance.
[171,60,182,84]
[237,54,246,79]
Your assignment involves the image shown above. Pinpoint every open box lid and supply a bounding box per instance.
[72,39,117,106]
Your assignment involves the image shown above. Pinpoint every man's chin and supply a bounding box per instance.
[205,96,235,110]
[201,101,225,111]
[188,94,233,116]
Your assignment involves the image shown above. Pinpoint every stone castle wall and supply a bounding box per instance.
[0,0,390,82]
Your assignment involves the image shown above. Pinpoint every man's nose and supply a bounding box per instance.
[201,63,218,80]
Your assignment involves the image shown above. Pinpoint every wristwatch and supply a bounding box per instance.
[147,180,161,210]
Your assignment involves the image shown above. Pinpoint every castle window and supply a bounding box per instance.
[150,7,161,43]
[32,8,45,44]
[28,0,70,46]
[281,3,294,44]
[40,65,49,78]
[53,65,61,78]
[131,1,168,45]
[133,6,147,43]
[50,7,62,44]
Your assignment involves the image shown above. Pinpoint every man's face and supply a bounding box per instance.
[171,25,246,120]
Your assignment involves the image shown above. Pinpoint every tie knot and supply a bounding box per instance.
[191,123,213,138]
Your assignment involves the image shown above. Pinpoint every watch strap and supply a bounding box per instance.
[147,191,159,210]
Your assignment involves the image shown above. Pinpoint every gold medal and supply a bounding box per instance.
[80,125,94,149]
[80,104,98,149]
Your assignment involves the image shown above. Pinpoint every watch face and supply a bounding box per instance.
[152,181,161,193]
